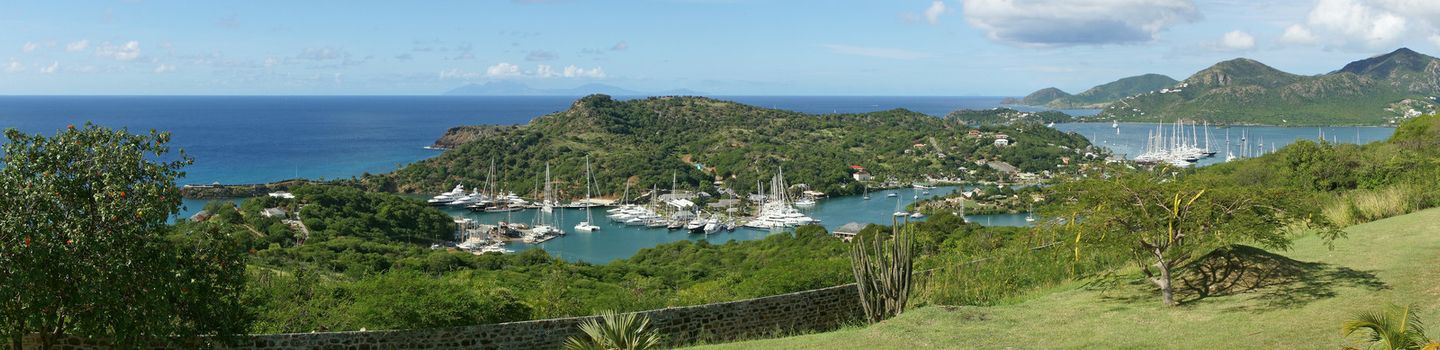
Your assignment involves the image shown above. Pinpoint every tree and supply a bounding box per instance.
[0,124,249,348]
[1050,170,1325,306]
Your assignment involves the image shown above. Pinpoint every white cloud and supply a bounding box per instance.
[39,61,58,74]
[5,59,21,73]
[537,64,558,78]
[962,0,1200,46]
[611,41,628,51]
[94,41,141,61]
[1219,30,1256,50]
[65,39,89,52]
[439,68,484,80]
[154,64,175,73]
[526,50,557,61]
[296,47,349,61]
[821,44,933,60]
[485,62,522,77]
[21,42,37,53]
[562,65,605,78]
[1309,0,1406,48]
[1280,24,1318,44]
[924,1,947,25]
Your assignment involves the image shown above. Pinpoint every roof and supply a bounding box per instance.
[850,165,866,170]
[834,222,866,235]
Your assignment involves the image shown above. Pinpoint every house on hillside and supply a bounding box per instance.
[833,222,866,242]
[261,207,287,218]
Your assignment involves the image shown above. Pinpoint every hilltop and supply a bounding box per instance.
[944,107,1074,126]
[365,95,1100,197]
[1100,48,1440,125]
[1005,74,1178,109]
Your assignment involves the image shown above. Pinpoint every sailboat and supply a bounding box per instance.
[540,162,555,214]
[1025,202,1035,223]
[1112,120,1119,128]
[574,156,600,232]
[862,185,870,200]
[892,194,908,217]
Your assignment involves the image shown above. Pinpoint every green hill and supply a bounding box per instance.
[366,95,1098,197]
[693,207,1440,349]
[944,107,1074,126]
[1050,73,1178,108]
[1006,87,1071,106]
[1100,48,1440,125]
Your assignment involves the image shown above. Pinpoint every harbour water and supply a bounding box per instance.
[1054,122,1396,166]
[437,186,1028,263]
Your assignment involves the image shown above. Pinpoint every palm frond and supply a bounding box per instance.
[563,310,663,350]
[1342,304,1431,350]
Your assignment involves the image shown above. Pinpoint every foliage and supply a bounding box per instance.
[291,185,455,244]
[0,124,249,348]
[1391,113,1440,150]
[1046,167,1332,306]
[849,220,915,323]
[1342,304,1436,350]
[372,95,1098,198]
[563,310,662,350]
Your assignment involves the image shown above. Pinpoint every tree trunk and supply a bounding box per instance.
[1150,247,1176,306]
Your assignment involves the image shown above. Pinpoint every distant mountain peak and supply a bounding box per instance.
[1338,47,1440,79]
[1019,87,1071,105]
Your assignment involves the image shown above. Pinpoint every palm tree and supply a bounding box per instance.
[563,310,662,350]
[1341,304,1438,350]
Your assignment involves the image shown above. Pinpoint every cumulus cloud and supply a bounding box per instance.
[1280,0,1435,50]
[961,0,1200,46]
[1280,24,1318,44]
[21,42,37,53]
[485,62,522,77]
[924,1,947,25]
[1218,30,1256,50]
[154,64,175,73]
[40,61,58,74]
[94,41,141,61]
[562,65,605,78]
[822,44,933,60]
[526,50,557,61]
[5,59,21,73]
[65,39,89,52]
[537,64,558,78]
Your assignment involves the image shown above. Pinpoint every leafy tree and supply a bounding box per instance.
[0,124,249,348]
[1048,170,1332,306]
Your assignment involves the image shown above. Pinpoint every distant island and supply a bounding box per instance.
[444,81,705,96]
[1007,48,1440,126]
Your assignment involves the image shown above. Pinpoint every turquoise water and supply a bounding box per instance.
[436,186,1027,263]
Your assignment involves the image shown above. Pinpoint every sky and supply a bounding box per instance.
[4,0,1440,96]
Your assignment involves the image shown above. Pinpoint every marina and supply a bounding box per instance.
[1055,122,1396,166]
[436,185,1029,263]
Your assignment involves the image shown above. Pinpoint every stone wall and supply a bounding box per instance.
[24,283,862,350]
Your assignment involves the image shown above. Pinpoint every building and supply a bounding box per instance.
[967,129,982,138]
[261,207,288,218]
[833,222,866,242]
[993,138,1011,147]
[850,165,872,181]
[189,210,212,222]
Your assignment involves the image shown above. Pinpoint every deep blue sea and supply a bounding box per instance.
[0,96,1015,185]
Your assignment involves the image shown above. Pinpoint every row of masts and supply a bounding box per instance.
[1134,120,1217,167]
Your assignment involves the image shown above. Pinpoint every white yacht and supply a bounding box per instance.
[427,184,466,205]
[573,156,601,232]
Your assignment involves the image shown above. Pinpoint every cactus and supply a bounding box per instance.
[849,217,915,324]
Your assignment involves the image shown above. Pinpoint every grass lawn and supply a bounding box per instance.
[691,207,1440,349]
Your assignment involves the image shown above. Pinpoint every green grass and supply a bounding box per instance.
[690,208,1440,349]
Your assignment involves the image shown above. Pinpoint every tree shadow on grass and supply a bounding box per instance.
[1088,245,1387,312]
[1175,245,1387,311]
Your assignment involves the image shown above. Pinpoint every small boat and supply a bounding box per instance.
[862,186,870,200]
[909,212,926,219]
[886,192,897,198]
[574,221,599,232]
[1112,120,1119,128]
[1025,203,1036,223]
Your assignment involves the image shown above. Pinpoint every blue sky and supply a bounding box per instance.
[4,0,1440,95]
